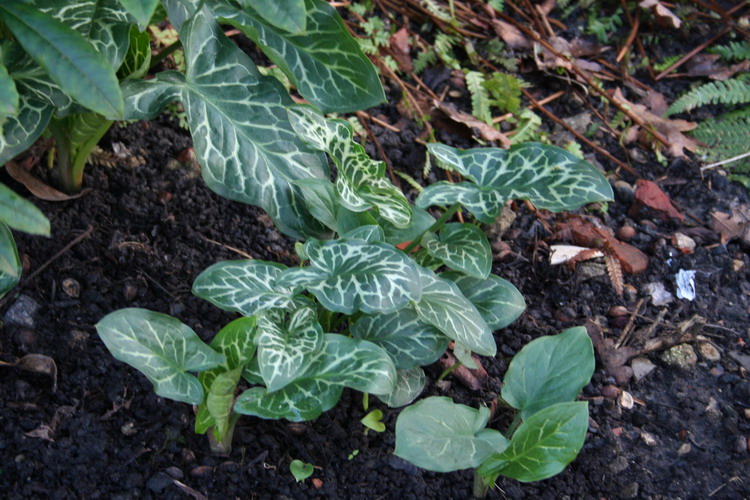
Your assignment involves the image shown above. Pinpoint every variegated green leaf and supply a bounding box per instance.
[34,0,133,69]
[442,272,525,330]
[294,178,339,231]
[340,224,384,243]
[0,64,19,126]
[244,0,306,33]
[0,1,124,117]
[377,367,425,408]
[235,334,397,421]
[96,308,225,404]
[214,0,384,112]
[351,309,448,370]
[0,183,49,236]
[117,25,151,80]
[453,342,479,370]
[375,206,435,246]
[193,260,306,316]
[412,267,495,356]
[419,143,613,223]
[120,8,328,238]
[288,105,411,227]
[204,366,242,438]
[256,307,324,392]
[276,239,421,314]
[116,0,159,30]
[502,327,594,419]
[0,92,53,165]
[477,402,588,483]
[422,223,491,279]
[0,222,21,299]
[395,397,509,473]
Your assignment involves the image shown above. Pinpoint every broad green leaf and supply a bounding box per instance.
[418,143,614,223]
[395,397,509,473]
[0,92,53,166]
[215,0,384,112]
[340,224,384,243]
[0,183,50,236]
[335,208,379,235]
[0,64,19,126]
[96,308,225,404]
[412,267,495,356]
[34,0,133,69]
[205,366,242,439]
[375,206,435,246]
[502,327,594,419]
[422,223,491,279]
[256,307,324,392]
[245,0,306,33]
[442,272,525,330]
[117,0,159,30]
[478,402,589,483]
[377,367,425,408]
[276,239,421,314]
[294,178,339,231]
[120,8,328,238]
[453,342,479,370]
[288,105,411,228]
[351,309,448,370]
[118,25,152,80]
[0,222,21,298]
[235,334,397,421]
[161,0,201,31]
[290,459,314,482]
[0,1,124,117]
[193,260,307,316]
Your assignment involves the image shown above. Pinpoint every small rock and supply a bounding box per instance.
[640,431,657,446]
[61,278,80,298]
[619,391,634,410]
[165,466,183,479]
[614,180,635,202]
[620,481,639,499]
[661,344,698,369]
[672,233,696,254]
[435,380,451,392]
[189,465,213,477]
[146,472,173,493]
[698,342,721,362]
[733,259,744,272]
[4,295,40,328]
[121,421,137,436]
[312,478,323,489]
[617,225,636,241]
[744,409,750,420]
[631,357,657,382]
[643,282,674,306]
[735,436,748,454]
[709,365,724,377]
[610,455,629,473]
[601,385,621,399]
[734,381,750,404]
[705,398,721,419]
[123,283,138,302]
[677,443,691,456]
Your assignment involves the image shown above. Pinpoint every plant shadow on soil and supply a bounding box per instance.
[1,108,750,499]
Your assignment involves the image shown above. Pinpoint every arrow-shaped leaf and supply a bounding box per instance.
[422,223,492,279]
[377,366,426,408]
[96,308,225,404]
[418,143,614,223]
[241,0,306,33]
[442,272,525,330]
[117,0,159,30]
[0,182,50,236]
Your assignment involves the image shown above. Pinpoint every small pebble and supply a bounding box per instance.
[620,481,639,499]
[165,466,183,479]
[735,436,748,454]
[617,225,636,241]
[190,465,213,477]
[121,421,137,436]
[677,443,691,456]
[4,295,40,328]
[619,391,634,410]
[661,344,698,369]
[709,366,724,377]
[62,278,81,298]
[631,357,657,382]
[640,431,657,446]
[123,283,138,302]
[146,472,173,493]
[698,343,721,362]
[601,385,621,399]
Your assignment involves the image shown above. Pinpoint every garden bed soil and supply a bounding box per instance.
[0,109,749,500]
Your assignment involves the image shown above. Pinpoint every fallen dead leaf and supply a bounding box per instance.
[711,205,750,245]
[639,0,682,28]
[686,54,750,81]
[0,353,58,391]
[389,28,413,73]
[173,480,209,500]
[5,161,91,202]
[434,100,511,147]
[438,352,488,391]
[492,19,532,49]
[630,179,685,222]
[585,320,637,385]
[25,424,55,442]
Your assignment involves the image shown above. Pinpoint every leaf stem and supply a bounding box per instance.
[437,360,461,381]
[150,40,183,70]
[362,392,369,412]
[402,203,461,253]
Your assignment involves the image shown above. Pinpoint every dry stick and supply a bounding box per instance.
[355,111,401,133]
[501,0,535,25]
[495,11,671,149]
[522,0,546,37]
[689,0,750,38]
[200,235,254,259]
[491,90,565,125]
[361,117,402,189]
[655,28,730,80]
[616,11,640,63]
[701,150,750,170]
[522,88,639,177]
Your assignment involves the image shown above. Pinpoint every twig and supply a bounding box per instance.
[360,116,402,189]
[655,28,730,80]
[200,235,254,259]
[491,90,565,125]
[616,11,640,63]
[701,150,750,171]
[355,111,401,133]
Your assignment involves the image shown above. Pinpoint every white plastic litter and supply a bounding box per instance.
[675,269,696,301]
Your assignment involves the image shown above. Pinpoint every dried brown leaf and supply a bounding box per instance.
[5,162,91,202]
[492,19,532,50]
[389,28,413,73]
[711,205,750,244]
[605,253,624,296]
[434,100,511,147]
[631,179,685,222]
[438,352,488,391]
[639,0,682,28]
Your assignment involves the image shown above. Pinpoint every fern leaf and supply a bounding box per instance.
[667,78,750,116]
[693,115,750,162]
[508,109,541,143]
[708,40,750,62]
[434,33,460,69]
[413,50,437,74]
[420,0,452,22]
[483,72,525,113]
[466,71,493,125]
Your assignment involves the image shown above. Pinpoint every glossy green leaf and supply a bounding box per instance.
[351,309,448,370]
[0,1,124,117]
[340,225,384,243]
[375,206,435,246]
[96,308,225,404]
[478,402,589,483]
[117,0,159,30]
[215,0,384,112]
[276,239,421,314]
[288,105,411,227]
[395,397,509,473]
[0,183,50,236]
[294,178,340,231]
[361,409,386,432]
[120,8,328,238]
[376,367,425,408]
[256,307,324,392]
[412,267,495,356]
[290,459,314,482]
[453,342,479,370]
[245,0,306,33]
[418,143,614,223]
[0,64,19,126]
[204,366,242,439]
[118,25,152,80]
[235,334,397,421]
[0,92,53,166]
[0,222,21,299]
[502,327,594,419]
[193,260,306,316]
[442,272,525,330]
[422,223,491,279]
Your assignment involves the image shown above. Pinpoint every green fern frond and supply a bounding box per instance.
[708,40,750,62]
[483,72,525,113]
[508,109,542,143]
[466,71,493,124]
[488,0,504,12]
[420,0,452,22]
[653,54,681,72]
[413,49,437,74]
[434,33,460,69]
[667,77,750,116]
[693,115,750,162]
